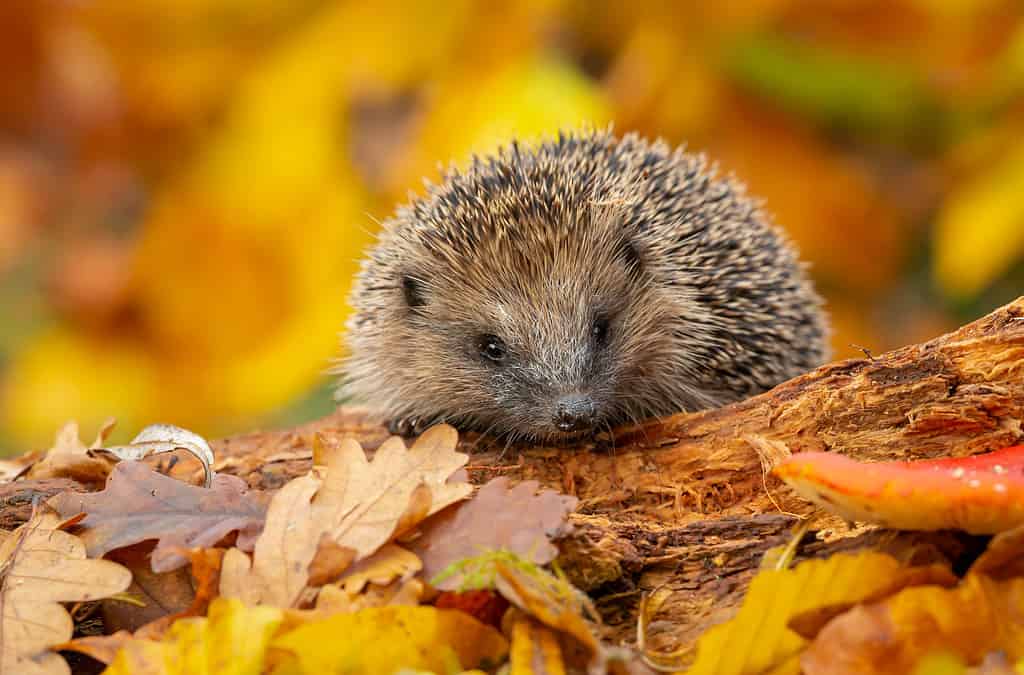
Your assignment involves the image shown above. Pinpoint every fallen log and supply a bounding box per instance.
[3,297,1022,654]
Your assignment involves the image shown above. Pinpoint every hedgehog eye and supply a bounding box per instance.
[477,334,507,363]
[591,316,610,346]
[401,275,426,309]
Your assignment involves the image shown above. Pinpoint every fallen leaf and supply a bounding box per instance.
[410,476,578,590]
[685,551,957,675]
[26,420,117,485]
[219,426,470,607]
[103,597,285,675]
[48,461,266,572]
[133,548,226,640]
[270,605,508,673]
[91,423,215,488]
[336,543,421,594]
[0,509,132,675]
[101,543,198,634]
[494,560,602,667]
[774,446,1024,534]
[436,589,510,629]
[219,474,321,607]
[801,574,1024,674]
[306,536,357,588]
[314,577,425,614]
[509,614,568,675]
[316,425,472,558]
[969,522,1024,580]
[52,632,132,668]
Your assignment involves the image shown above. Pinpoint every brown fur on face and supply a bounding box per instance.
[339,129,829,442]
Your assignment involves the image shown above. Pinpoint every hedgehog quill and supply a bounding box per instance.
[340,130,829,443]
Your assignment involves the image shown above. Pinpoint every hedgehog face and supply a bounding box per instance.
[398,231,659,442]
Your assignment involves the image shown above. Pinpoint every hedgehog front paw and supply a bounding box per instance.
[388,415,430,437]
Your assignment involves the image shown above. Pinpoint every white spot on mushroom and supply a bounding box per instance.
[994,465,1007,474]
[995,483,1007,493]
[968,479,980,488]
[952,468,966,479]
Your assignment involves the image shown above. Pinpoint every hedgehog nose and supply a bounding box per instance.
[554,395,597,433]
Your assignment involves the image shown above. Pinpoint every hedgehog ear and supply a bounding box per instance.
[401,275,427,309]
[617,238,644,274]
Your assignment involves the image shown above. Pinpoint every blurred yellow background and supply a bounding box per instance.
[2,0,1023,455]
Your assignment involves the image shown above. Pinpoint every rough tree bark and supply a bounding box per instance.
[3,297,1022,655]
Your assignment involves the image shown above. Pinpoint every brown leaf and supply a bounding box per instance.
[410,477,578,590]
[494,561,601,666]
[52,632,133,668]
[313,578,425,614]
[307,536,357,587]
[219,474,321,607]
[337,543,421,594]
[48,461,267,573]
[132,547,226,641]
[315,425,472,558]
[0,509,132,675]
[101,543,195,634]
[219,426,470,608]
[26,420,116,486]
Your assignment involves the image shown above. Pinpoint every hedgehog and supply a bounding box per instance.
[339,129,829,443]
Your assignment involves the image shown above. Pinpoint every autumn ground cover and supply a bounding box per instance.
[2,2,1024,673]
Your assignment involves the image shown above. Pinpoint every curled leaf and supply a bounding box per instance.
[92,423,215,487]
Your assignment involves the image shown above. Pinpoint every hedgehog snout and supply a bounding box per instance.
[553,393,597,433]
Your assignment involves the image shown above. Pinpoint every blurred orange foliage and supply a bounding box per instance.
[1,0,1022,453]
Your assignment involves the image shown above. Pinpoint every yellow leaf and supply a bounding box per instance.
[510,617,567,675]
[685,552,956,675]
[269,606,508,674]
[934,143,1024,299]
[801,574,1024,673]
[103,597,284,675]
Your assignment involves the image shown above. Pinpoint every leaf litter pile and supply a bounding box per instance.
[4,421,1024,674]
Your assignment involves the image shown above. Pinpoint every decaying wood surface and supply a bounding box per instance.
[3,297,1022,655]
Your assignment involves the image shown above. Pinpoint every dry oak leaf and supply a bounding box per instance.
[58,549,226,666]
[509,614,569,675]
[48,461,267,573]
[313,578,425,614]
[336,542,422,594]
[801,573,1024,674]
[494,560,602,670]
[410,476,578,590]
[0,509,131,675]
[270,605,508,674]
[26,419,117,485]
[682,551,957,675]
[103,597,284,675]
[774,445,1024,534]
[315,425,472,556]
[220,425,470,608]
